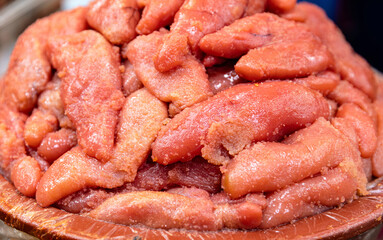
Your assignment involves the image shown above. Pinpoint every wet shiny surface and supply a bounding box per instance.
[1,174,383,239]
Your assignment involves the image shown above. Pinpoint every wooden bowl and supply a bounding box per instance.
[1,174,383,240]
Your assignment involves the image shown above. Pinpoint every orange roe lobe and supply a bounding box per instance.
[11,156,42,197]
[86,0,140,45]
[0,7,87,113]
[0,0,380,232]
[48,30,125,162]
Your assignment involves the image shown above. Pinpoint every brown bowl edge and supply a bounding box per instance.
[1,175,383,240]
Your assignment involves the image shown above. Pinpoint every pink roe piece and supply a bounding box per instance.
[0,104,26,172]
[222,118,366,198]
[125,30,212,114]
[88,191,219,230]
[111,88,168,182]
[0,7,87,113]
[48,30,125,162]
[121,60,143,97]
[152,81,330,165]
[24,109,58,148]
[336,103,377,159]
[35,147,127,207]
[200,13,334,81]
[136,0,184,35]
[87,0,140,45]
[10,156,42,197]
[260,167,358,228]
[294,2,377,99]
[37,129,77,163]
[154,0,250,72]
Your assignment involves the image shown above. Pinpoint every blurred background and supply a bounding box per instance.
[0,0,382,74]
[298,0,383,73]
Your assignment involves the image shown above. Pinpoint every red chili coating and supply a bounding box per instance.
[152,81,330,165]
[87,0,139,45]
[48,30,125,162]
